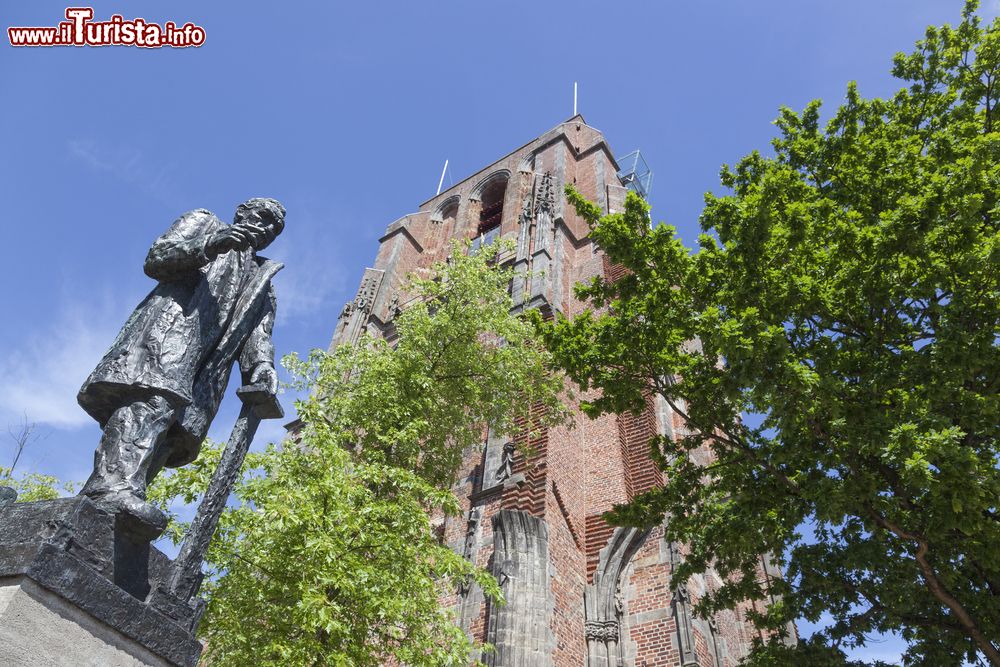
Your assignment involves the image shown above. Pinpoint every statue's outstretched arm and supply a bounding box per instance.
[143,210,215,282]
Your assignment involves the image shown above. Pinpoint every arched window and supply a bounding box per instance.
[471,172,508,252]
[478,176,506,233]
[433,196,459,225]
[441,200,458,226]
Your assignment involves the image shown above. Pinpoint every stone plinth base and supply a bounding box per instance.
[0,576,172,666]
[0,497,202,667]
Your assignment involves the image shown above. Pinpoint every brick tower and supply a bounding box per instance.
[330,117,774,666]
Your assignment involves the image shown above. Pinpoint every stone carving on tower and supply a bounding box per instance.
[333,267,384,346]
[584,526,650,667]
[457,507,483,596]
[668,541,701,667]
[511,171,536,308]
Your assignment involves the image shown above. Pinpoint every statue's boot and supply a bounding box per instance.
[89,489,169,540]
[81,395,176,539]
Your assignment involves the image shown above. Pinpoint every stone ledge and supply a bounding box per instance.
[628,607,671,625]
[469,473,526,504]
[0,497,202,667]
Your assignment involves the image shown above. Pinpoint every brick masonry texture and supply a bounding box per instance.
[328,117,771,666]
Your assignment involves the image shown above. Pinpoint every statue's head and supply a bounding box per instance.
[233,198,285,251]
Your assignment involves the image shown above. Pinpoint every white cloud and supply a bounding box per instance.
[267,208,350,324]
[68,138,182,204]
[0,297,125,429]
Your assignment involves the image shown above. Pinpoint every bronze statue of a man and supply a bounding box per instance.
[78,198,285,529]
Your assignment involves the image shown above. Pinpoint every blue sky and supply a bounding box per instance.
[2,1,995,662]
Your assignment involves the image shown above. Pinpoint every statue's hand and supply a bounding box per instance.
[249,365,278,396]
[207,226,254,258]
[236,222,271,250]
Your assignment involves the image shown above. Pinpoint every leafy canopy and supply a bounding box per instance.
[150,239,567,666]
[540,4,999,665]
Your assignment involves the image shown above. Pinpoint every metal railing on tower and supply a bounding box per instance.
[615,149,653,199]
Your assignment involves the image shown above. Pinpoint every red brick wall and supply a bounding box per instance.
[501,402,549,516]
[625,528,680,667]
[602,252,630,285]
[620,395,663,501]
[546,481,586,666]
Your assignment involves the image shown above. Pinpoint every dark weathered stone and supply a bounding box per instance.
[761,552,799,647]
[456,507,483,597]
[333,267,385,347]
[0,486,16,507]
[0,497,202,666]
[480,426,509,493]
[529,172,556,310]
[511,171,535,309]
[484,509,553,667]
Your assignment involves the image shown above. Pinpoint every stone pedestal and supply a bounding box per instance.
[0,577,173,666]
[0,497,203,667]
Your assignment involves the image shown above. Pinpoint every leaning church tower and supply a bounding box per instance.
[329,117,776,666]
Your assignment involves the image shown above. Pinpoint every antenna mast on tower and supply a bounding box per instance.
[436,159,449,195]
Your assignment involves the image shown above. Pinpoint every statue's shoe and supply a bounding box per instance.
[85,490,168,540]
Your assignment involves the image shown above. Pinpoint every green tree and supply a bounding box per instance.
[150,239,567,666]
[539,4,999,664]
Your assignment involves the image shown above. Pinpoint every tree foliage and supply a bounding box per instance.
[0,466,66,502]
[540,4,999,664]
[150,239,567,666]
[0,416,70,501]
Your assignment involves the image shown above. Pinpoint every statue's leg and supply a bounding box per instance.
[81,395,177,500]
